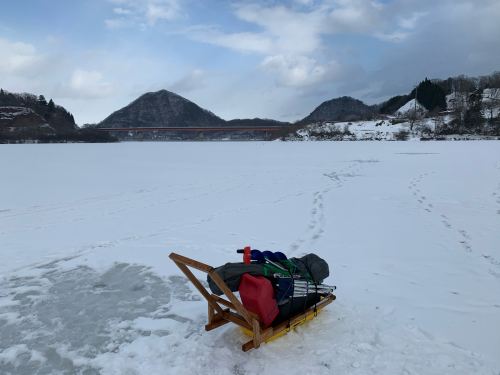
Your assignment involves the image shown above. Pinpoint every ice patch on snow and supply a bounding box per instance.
[133,317,183,331]
[0,344,46,366]
[0,263,179,374]
[164,300,205,321]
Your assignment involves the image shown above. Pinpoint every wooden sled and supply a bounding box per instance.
[169,252,336,352]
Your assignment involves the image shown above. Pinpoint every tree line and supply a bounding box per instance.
[381,71,500,136]
[0,89,117,143]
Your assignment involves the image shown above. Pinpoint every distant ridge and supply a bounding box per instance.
[99,90,225,129]
[99,90,290,130]
[301,96,376,123]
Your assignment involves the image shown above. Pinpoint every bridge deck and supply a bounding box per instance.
[98,127,284,132]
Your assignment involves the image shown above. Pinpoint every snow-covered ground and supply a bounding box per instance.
[1,142,500,375]
[289,119,423,141]
[396,99,427,114]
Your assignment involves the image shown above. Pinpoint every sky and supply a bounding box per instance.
[0,0,499,125]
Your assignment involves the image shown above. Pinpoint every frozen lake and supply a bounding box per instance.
[1,141,499,374]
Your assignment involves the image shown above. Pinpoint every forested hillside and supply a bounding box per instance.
[0,89,117,143]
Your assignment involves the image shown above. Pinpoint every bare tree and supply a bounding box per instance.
[428,108,445,135]
[483,88,500,124]
[402,107,425,131]
[414,121,432,137]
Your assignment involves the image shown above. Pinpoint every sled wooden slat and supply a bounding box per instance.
[172,260,225,316]
[169,253,213,273]
[252,318,260,349]
[211,294,260,321]
[205,308,230,331]
[169,252,336,352]
[227,311,253,331]
[207,269,253,326]
[208,302,215,323]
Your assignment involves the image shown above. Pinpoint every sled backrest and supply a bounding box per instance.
[168,253,259,337]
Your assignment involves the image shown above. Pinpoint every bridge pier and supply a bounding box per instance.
[138,132,143,142]
[265,131,268,141]
[199,131,204,141]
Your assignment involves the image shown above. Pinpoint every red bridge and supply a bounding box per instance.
[97,126,284,132]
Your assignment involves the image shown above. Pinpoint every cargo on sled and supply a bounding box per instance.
[169,247,336,351]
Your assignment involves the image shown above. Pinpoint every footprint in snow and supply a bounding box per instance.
[458,230,471,240]
[460,241,472,252]
[442,221,451,228]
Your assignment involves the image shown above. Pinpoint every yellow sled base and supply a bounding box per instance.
[169,252,336,352]
[241,299,329,343]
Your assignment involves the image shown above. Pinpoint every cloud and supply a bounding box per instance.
[259,55,344,88]
[181,25,273,55]
[169,69,210,93]
[105,18,133,29]
[0,38,60,78]
[183,1,399,56]
[359,0,500,103]
[46,35,63,45]
[293,0,314,5]
[113,7,132,14]
[145,1,180,25]
[54,69,118,99]
[398,12,426,30]
[105,0,182,29]
[374,31,410,43]
[128,69,211,97]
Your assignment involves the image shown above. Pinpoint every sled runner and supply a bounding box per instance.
[169,252,336,352]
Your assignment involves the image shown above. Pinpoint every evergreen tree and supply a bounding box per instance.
[379,95,411,114]
[464,92,484,132]
[410,78,447,111]
[47,99,55,112]
[0,89,4,96]
[37,95,47,106]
